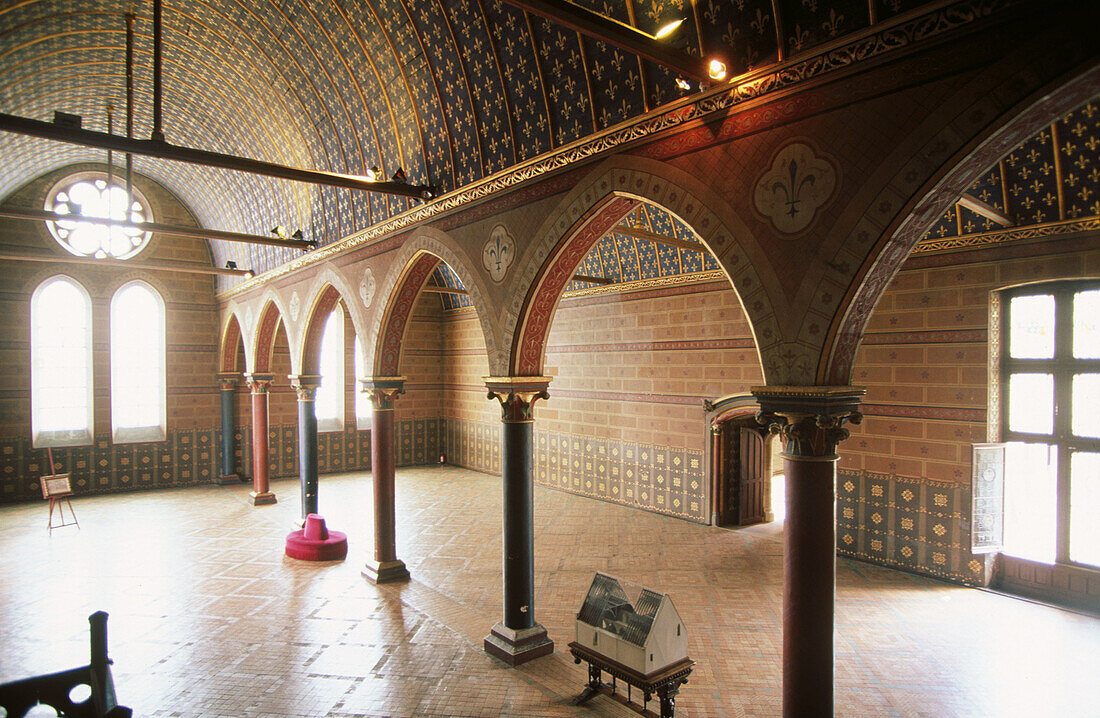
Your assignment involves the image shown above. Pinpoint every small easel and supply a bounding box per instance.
[41,448,78,531]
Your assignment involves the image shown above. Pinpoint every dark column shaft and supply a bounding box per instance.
[502,420,535,630]
[783,454,837,717]
[219,387,235,478]
[371,406,397,564]
[298,398,318,518]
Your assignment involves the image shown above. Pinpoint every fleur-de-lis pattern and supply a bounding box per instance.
[922,98,1100,241]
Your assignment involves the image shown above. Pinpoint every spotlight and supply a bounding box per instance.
[708,59,727,81]
[654,19,683,39]
[270,225,287,238]
[225,260,238,270]
[291,229,303,240]
[391,168,407,183]
[675,78,692,91]
[244,270,255,279]
[365,166,379,182]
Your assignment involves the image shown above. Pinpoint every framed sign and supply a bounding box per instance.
[41,473,73,499]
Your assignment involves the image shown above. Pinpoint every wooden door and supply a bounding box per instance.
[738,427,767,526]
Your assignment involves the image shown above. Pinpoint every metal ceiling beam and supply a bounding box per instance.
[0,207,316,251]
[0,251,252,277]
[958,193,1014,227]
[0,112,440,200]
[572,274,613,285]
[610,224,709,253]
[501,0,710,83]
[421,285,468,295]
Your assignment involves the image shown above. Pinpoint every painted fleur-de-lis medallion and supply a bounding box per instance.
[483,224,515,282]
[754,141,837,235]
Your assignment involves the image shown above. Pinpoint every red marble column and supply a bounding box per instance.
[361,377,409,584]
[753,386,864,718]
[483,376,554,667]
[244,373,276,506]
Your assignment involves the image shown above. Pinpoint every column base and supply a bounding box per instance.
[484,623,554,666]
[215,473,239,486]
[362,559,409,584]
[250,491,277,506]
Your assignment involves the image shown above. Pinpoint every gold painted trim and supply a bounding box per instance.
[914,216,1100,254]
[217,0,1021,301]
[561,269,726,299]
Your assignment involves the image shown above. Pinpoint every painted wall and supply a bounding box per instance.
[840,232,1100,590]
[441,278,763,522]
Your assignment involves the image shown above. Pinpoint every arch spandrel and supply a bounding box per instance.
[366,228,503,378]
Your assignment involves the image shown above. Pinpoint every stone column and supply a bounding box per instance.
[216,373,240,485]
[483,377,554,666]
[361,377,409,584]
[244,373,276,505]
[289,375,322,520]
[753,386,864,718]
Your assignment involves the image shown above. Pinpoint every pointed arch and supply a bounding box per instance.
[300,284,345,376]
[252,300,286,374]
[219,312,245,374]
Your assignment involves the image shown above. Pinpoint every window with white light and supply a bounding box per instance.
[111,282,166,442]
[354,335,372,428]
[45,173,152,259]
[1000,281,1100,569]
[31,276,94,448]
[315,308,345,432]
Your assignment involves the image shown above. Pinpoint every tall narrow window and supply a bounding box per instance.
[111,282,166,442]
[354,335,372,428]
[1001,281,1100,569]
[31,276,94,447]
[314,307,344,432]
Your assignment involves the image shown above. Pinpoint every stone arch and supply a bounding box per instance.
[299,284,345,376]
[507,156,771,378]
[821,58,1100,385]
[367,228,500,376]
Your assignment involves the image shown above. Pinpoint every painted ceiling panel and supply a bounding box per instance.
[698,0,779,71]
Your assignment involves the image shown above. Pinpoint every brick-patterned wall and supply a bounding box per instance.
[0,164,223,502]
[440,281,759,522]
[841,234,1100,584]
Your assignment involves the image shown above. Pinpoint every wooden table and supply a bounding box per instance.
[568,641,694,718]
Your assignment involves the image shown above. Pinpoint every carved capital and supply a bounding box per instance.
[289,374,322,402]
[484,376,551,423]
[217,372,239,391]
[752,385,865,459]
[244,372,275,394]
[360,376,406,411]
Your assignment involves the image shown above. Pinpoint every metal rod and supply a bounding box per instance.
[152,0,164,142]
[420,285,468,295]
[105,103,114,217]
[0,251,253,277]
[0,207,315,250]
[609,224,708,252]
[572,274,612,285]
[0,112,440,199]
[501,0,709,82]
[126,12,134,205]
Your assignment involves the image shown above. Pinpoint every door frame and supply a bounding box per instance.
[704,393,773,527]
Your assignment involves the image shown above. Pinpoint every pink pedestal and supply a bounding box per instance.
[285,513,348,561]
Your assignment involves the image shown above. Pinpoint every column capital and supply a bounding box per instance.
[360,376,406,411]
[289,374,322,401]
[244,372,276,392]
[751,385,865,459]
[216,372,239,390]
[484,376,552,423]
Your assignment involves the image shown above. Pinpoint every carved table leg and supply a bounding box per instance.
[570,661,603,705]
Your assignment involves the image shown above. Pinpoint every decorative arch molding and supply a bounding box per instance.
[367,228,503,376]
[298,265,363,373]
[103,270,173,306]
[506,156,772,378]
[299,284,345,376]
[252,294,293,374]
[821,61,1100,385]
[219,312,244,374]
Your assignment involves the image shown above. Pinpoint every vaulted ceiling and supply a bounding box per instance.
[0,0,940,289]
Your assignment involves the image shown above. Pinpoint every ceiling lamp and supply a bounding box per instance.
[654,19,683,39]
[675,78,693,91]
[708,59,727,81]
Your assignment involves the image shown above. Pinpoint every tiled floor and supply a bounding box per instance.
[1,465,1098,717]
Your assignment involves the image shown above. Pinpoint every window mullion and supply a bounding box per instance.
[1054,290,1074,563]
